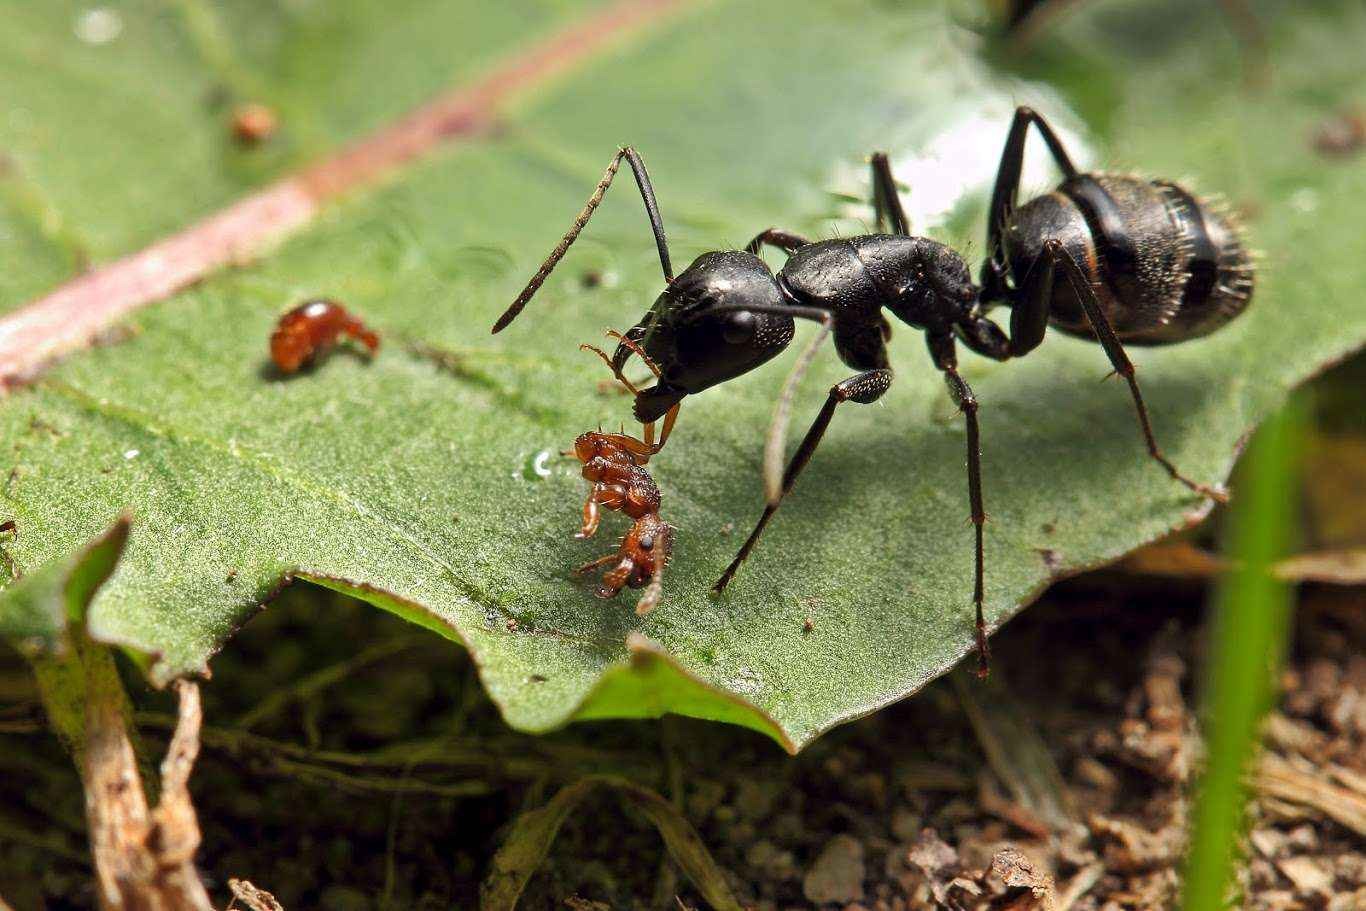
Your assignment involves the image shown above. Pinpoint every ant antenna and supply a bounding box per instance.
[492,148,672,333]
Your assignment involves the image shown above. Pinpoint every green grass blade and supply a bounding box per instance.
[1181,396,1306,909]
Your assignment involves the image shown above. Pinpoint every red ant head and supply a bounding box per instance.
[596,514,670,598]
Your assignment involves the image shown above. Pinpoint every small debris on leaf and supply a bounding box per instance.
[231,103,279,145]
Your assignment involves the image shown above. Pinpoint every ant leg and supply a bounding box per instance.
[493,147,673,333]
[578,490,604,538]
[983,107,1079,294]
[1044,239,1228,502]
[870,152,910,235]
[340,317,381,356]
[927,334,990,678]
[956,314,1011,362]
[578,480,628,538]
[744,229,810,257]
[648,403,681,453]
[712,367,893,594]
[1007,245,1056,356]
[574,552,621,575]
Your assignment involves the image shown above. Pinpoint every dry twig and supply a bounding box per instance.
[227,878,285,911]
[83,679,213,910]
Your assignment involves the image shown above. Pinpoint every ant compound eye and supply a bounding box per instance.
[722,311,756,345]
[638,534,655,551]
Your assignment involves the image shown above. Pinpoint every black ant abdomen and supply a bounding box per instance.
[999,173,1254,346]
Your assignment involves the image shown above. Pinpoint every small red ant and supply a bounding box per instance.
[1314,105,1366,157]
[270,299,380,374]
[569,331,677,615]
[231,103,278,145]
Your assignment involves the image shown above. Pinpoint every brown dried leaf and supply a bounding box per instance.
[1055,863,1104,911]
[1275,549,1366,584]
[1274,856,1334,899]
[988,848,1057,910]
[1255,753,1366,838]
[906,829,973,908]
[1115,541,1227,578]
[907,828,958,875]
[1107,648,1196,784]
[1089,814,1185,873]
[956,670,1077,834]
[1263,713,1329,761]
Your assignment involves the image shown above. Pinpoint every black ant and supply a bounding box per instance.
[493,108,1254,675]
[568,332,675,615]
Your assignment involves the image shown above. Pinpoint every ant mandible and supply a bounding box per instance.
[493,108,1254,675]
[568,331,676,615]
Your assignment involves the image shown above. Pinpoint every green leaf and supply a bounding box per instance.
[0,0,599,313]
[2,517,132,756]
[2,0,1365,752]
[0,516,129,656]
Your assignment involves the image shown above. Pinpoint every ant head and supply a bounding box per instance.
[600,514,670,597]
[619,251,795,422]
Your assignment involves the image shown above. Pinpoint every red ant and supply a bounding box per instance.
[270,299,380,374]
[568,331,677,615]
[231,103,278,145]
